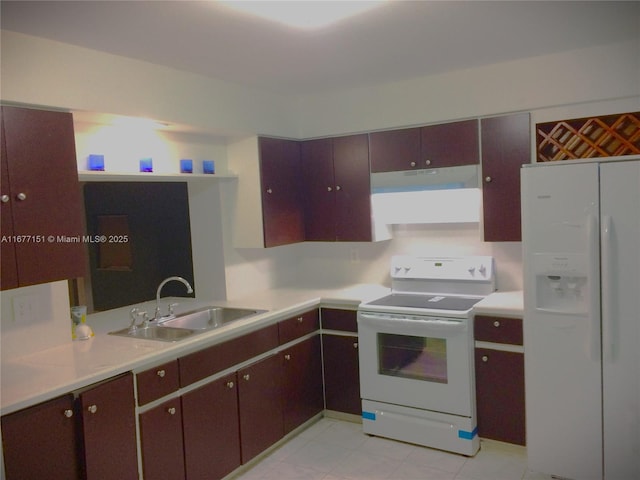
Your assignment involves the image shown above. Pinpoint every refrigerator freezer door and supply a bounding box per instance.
[600,160,640,480]
[521,162,603,480]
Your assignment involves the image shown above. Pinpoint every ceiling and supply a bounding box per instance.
[1,1,639,96]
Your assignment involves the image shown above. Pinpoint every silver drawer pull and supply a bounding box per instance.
[64,409,74,418]
[284,354,291,361]
[353,342,358,349]
[167,407,176,415]
[157,369,166,378]
[243,374,250,381]
[87,404,98,414]
[226,381,234,389]
[482,355,489,362]
[493,321,500,327]
[297,316,304,323]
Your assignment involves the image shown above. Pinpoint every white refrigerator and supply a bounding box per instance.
[521,157,640,480]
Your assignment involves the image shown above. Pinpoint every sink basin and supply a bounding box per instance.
[159,306,265,330]
[109,326,198,342]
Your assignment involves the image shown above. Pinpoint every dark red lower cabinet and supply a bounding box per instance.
[238,355,284,463]
[182,373,242,480]
[475,348,526,445]
[139,399,186,480]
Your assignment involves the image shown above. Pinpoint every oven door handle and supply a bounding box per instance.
[358,313,467,333]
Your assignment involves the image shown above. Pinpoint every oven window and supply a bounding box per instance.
[377,333,448,384]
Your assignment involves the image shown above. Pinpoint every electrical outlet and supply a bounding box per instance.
[13,294,40,325]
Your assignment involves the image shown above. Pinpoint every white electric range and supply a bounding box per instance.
[357,255,496,456]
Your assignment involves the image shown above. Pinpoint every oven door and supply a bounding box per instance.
[358,310,474,417]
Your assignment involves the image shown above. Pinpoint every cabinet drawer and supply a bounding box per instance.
[179,324,279,387]
[278,309,319,344]
[321,308,357,332]
[137,360,180,406]
[474,315,522,345]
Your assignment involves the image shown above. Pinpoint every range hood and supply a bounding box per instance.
[370,164,481,225]
[370,164,479,193]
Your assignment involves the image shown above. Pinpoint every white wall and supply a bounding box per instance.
[294,40,640,138]
[0,30,299,138]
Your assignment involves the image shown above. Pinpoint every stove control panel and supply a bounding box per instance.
[390,255,494,282]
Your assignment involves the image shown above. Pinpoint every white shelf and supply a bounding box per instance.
[78,170,238,182]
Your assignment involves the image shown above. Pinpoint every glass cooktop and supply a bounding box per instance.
[366,293,482,312]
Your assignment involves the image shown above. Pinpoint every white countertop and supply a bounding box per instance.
[474,290,524,318]
[0,284,389,415]
[0,285,521,415]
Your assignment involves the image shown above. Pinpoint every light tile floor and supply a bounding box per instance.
[232,418,553,480]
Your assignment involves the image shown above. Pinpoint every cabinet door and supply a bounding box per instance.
[179,324,279,387]
[139,399,185,480]
[421,119,479,167]
[78,374,138,480]
[238,355,284,463]
[369,127,421,173]
[301,138,336,241]
[0,112,18,290]
[333,134,372,241]
[1,394,80,480]
[182,373,241,480]
[321,308,358,333]
[282,335,324,433]
[475,348,526,445]
[278,308,320,345]
[259,137,305,247]
[322,334,361,415]
[1,106,86,288]
[481,113,530,242]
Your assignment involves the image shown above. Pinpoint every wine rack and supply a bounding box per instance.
[536,112,640,162]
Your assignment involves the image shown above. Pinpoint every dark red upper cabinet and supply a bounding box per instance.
[421,119,479,168]
[333,134,372,242]
[480,113,531,242]
[302,134,372,242]
[301,138,336,241]
[258,137,305,247]
[1,106,86,290]
[369,127,421,173]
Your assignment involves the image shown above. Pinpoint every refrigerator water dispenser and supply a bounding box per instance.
[533,253,589,315]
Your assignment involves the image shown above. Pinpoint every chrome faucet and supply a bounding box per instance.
[128,307,149,332]
[155,276,193,320]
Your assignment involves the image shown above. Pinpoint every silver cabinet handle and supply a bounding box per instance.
[297,316,304,323]
[266,188,273,194]
[87,404,98,414]
[16,192,27,201]
[425,159,431,166]
[243,374,250,381]
[157,369,166,378]
[284,354,291,361]
[410,161,416,167]
[335,185,341,191]
[485,176,492,183]
[482,355,489,362]
[1,195,9,203]
[64,409,74,418]
[493,321,500,327]
[226,381,234,389]
[327,186,332,192]
[167,407,176,415]
[353,342,358,349]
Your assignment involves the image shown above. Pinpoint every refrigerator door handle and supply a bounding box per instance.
[587,213,601,362]
[601,214,614,362]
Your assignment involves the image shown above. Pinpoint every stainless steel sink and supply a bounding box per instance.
[158,306,266,330]
[109,325,198,342]
[109,306,266,341]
